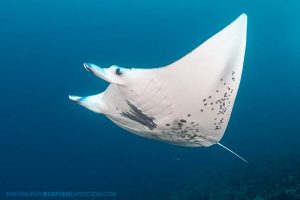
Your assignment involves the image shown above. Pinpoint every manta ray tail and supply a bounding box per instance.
[217,143,248,164]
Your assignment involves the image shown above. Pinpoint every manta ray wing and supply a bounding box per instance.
[100,14,247,145]
[144,14,247,143]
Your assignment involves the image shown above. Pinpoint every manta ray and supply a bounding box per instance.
[69,14,248,163]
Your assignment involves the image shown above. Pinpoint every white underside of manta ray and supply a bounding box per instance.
[69,14,248,163]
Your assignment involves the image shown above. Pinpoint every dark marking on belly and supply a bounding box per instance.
[120,100,157,130]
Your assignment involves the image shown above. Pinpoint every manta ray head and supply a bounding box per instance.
[83,63,131,85]
[69,63,134,115]
[70,62,159,134]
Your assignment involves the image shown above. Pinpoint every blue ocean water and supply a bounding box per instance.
[0,0,300,199]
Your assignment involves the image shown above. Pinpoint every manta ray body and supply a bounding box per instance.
[70,14,248,162]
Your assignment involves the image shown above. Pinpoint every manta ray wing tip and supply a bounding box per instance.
[240,13,247,18]
[237,13,247,24]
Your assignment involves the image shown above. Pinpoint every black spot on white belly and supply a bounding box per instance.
[120,100,157,130]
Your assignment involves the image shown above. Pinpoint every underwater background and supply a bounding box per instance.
[0,0,300,199]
